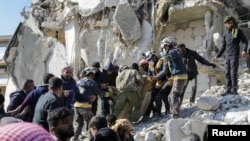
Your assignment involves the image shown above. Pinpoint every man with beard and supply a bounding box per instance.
[47,107,74,141]
[33,77,64,131]
[60,65,81,116]
[213,16,248,95]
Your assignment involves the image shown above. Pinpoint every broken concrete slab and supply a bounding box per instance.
[113,2,141,45]
[197,96,220,111]
[165,119,207,141]
[78,0,104,17]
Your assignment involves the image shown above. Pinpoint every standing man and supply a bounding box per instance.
[33,77,63,131]
[60,65,80,116]
[73,67,101,140]
[177,43,216,104]
[213,16,248,95]
[160,37,188,118]
[91,62,102,115]
[100,62,117,116]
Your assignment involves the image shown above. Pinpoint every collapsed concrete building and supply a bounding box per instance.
[2,0,250,140]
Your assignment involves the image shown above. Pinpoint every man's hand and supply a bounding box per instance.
[101,83,108,89]
[63,90,71,97]
[212,56,217,63]
[242,51,247,58]
[20,106,30,116]
[151,76,158,81]
[8,107,19,116]
[89,95,97,103]
[210,63,217,68]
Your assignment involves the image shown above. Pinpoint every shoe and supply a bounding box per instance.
[220,91,231,96]
[71,136,79,141]
[172,114,179,118]
[139,116,150,122]
[231,92,238,95]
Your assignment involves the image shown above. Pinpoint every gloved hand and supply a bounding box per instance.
[104,92,110,98]
[210,63,216,68]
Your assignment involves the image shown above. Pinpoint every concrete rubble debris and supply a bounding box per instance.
[3,0,250,141]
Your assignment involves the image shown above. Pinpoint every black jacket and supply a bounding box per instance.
[183,48,212,80]
[32,91,63,131]
[217,28,248,57]
[95,127,120,141]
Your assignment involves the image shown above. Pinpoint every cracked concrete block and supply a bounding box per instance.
[166,24,176,31]
[189,20,204,28]
[183,36,194,48]
[134,20,153,55]
[224,107,249,124]
[176,29,185,38]
[197,96,220,111]
[194,36,203,48]
[104,0,119,7]
[78,0,104,17]
[166,119,207,141]
[193,26,206,36]
[184,28,192,37]
[176,37,184,45]
[165,31,176,39]
[114,2,141,44]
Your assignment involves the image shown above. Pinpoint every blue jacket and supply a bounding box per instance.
[61,76,80,110]
[183,48,212,80]
[18,85,49,121]
[77,77,104,103]
[164,48,187,76]
[7,90,26,112]
[32,91,63,131]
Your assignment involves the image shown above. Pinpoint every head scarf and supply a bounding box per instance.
[0,122,56,141]
[61,65,74,73]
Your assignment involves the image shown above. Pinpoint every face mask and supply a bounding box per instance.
[160,51,166,57]
[149,60,154,65]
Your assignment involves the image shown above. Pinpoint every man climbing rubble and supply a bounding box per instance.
[177,43,216,105]
[160,37,188,118]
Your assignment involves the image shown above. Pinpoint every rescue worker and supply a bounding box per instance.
[160,37,188,118]
[73,67,102,140]
[141,51,159,120]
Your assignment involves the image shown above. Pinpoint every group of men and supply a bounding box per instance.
[0,15,249,141]
[140,15,249,119]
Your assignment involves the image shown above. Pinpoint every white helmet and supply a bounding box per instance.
[143,50,156,60]
[160,37,175,49]
[83,67,96,76]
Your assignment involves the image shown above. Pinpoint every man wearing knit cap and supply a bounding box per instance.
[100,62,118,116]
[60,65,81,116]
[92,61,102,115]
[213,16,248,95]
